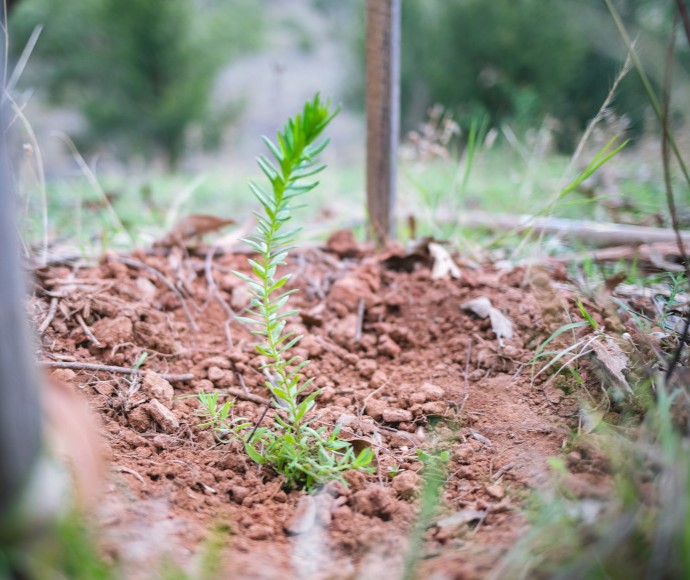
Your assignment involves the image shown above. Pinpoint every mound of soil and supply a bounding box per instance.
[32,232,595,578]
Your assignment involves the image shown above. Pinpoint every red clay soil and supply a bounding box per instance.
[31,230,599,579]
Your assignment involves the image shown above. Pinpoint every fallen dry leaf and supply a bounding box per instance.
[157,214,237,246]
[429,242,461,280]
[462,296,514,344]
[589,335,632,395]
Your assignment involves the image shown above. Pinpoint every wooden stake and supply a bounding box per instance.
[366,0,400,245]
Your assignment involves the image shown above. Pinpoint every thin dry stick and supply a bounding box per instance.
[38,297,58,334]
[51,131,133,245]
[246,403,271,444]
[355,298,365,342]
[224,387,269,406]
[109,256,198,331]
[204,245,234,348]
[75,313,102,347]
[236,371,250,396]
[5,93,48,265]
[115,465,145,484]
[459,340,472,414]
[40,360,193,382]
[661,16,690,385]
[6,25,42,94]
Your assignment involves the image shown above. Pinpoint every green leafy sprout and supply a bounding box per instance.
[232,94,375,490]
[194,393,250,444]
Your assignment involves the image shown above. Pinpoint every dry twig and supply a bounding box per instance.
[40,360,193,382]
[38,297,58,334]
[75,313,102,347]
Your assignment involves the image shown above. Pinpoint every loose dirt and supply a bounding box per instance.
[32,231,600,578]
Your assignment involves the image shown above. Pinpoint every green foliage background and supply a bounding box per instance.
[353,0,682,146]
[9,0,263,167]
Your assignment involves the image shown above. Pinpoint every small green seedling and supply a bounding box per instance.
[194,393,250,443]
[233,94,374,490]
[387,464,402,478]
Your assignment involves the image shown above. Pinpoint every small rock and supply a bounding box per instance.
[200,356,231,369]
[329,314,358,347]
[544,385,564,404]
[142,371,174,409]
[327,276,376,312]
[378,334,401,358]
[357,358,378,378]
[246,524,273,541]
[231,285,252,311]
[486,484,505,500]
[147,398,179,433]
[351,486,397,519]
[231,486,250,503]
[336,413,357,427]
[382,408,413,423]
[409,392,427,405]
[364,399,387,421]
[127,405,151,432]
[370,370,388,389]
[452,446,473,463]
[456,466,476,480]
[285,496,317,535]
[421,401,447,416]
[420,382,445,400]
[392,470,421,499]
[207,366,226,382]
[152,434,180,450]
[299,334,323,357]
[91,315,133,346]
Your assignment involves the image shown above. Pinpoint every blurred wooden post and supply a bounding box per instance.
[366,0,400,245]
[0,24,43,522]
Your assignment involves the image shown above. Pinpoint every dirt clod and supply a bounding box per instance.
[392,470,421,499]
[142,371,174,409]
[351,486,397,519]
[146,398,179,433]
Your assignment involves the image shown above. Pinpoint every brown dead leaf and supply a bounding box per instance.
[590,335,632,395]
[157,214,237,246]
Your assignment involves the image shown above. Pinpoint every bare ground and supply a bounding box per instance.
[32,230,606,579]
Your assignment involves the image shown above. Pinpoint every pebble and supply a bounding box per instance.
[231,486,250,503]
[200,356,231,369]
[392,470,420,499]
[486,484,505,500]
[357,358,378,378]
[127,405,151,432]
[421,382,445,400]
[142,371,174,409]
[382,408,413,423]
[246,524,273,541]
[421,401,447,416]
[207,366,226,382]
[364,399,386,421]
[147,398,179,433]
[370,370,388,389]
[378,334,401,357]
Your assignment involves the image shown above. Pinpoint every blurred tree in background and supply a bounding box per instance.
[378,0,682,147]
[9,0,263,168]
